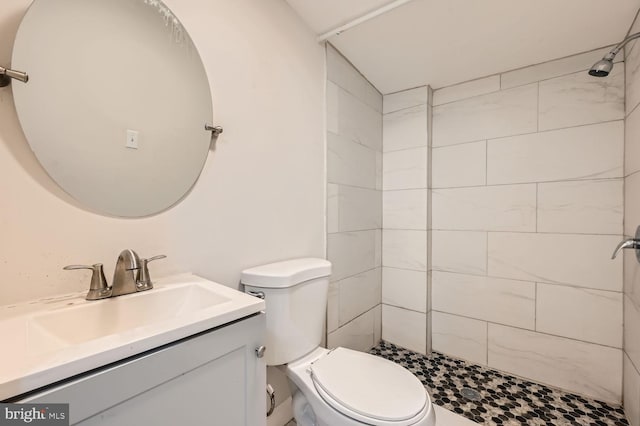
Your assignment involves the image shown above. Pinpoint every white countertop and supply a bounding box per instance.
[0,273,264,400]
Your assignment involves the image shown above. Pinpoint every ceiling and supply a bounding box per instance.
[285,0,640,94]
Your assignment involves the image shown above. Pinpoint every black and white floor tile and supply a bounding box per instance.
[370,341,628,426]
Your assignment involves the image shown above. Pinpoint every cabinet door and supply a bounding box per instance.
[21,314,266,426]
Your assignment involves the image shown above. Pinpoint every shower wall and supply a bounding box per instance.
[380,87,432,355]
[428,49,624,403]
[326,45,383,351]
[623,26,640,426]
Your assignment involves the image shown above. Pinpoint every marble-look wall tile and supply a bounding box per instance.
[383,147,428,190]
[432,141,486,188]
[487,121,624,185]
[382,267,427,313]
[432,184,536,232]
[433,75,500,106]
[488,324,622,403]
[375,151,383,190]
[383,189,428,230]
[328,132,377,189]
[327,45,382,113]
[328,231,377,281]
[384,86,429,114]
[327,81,339,134]
[327,307,376,352]
[327,281,339,333]
[488,232,622,291]
[332,185,381,232]
[539,68,624,131]
[627,172,640,236]
[625,249,640,308]
[537,179,623,235]
[382,230,427,271]
[432,271,535,329]
[433,84,537,147]
[382,304,427,354]
[627,41,640,116]
[374,304,382,345]
[626,296,640,373]
[335,85,383,151]
[339,268,381,326]
[327,184,339,234]
[374,229,382,268]
[501,47,624,90]
[383,104,428,152]
[625,353,640,426]
[432,312,487,365]
[431,230,487,275]
[627,105,640,176]
[536,283,622,347]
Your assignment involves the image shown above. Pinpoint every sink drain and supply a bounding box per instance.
[460,387,482,401]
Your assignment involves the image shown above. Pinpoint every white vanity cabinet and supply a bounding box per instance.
[18,313,266,426]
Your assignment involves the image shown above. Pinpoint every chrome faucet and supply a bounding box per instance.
[64,249,166,300]
[112,249,142,297]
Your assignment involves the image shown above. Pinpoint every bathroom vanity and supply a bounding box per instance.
[0,274,266,426]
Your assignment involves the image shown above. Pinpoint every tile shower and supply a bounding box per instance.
[327,36,640,424]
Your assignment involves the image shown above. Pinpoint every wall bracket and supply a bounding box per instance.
[0,66,29,87]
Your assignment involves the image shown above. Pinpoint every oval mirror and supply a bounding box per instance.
[11,0,213,217]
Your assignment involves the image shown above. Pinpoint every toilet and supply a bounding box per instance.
[241,258,436,426]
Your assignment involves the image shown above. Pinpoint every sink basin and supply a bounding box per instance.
[30,283,231,345]
[0,273,264,400]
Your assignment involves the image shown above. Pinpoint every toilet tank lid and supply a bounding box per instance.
[240,258,331,288]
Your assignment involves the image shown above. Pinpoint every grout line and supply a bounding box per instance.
[381,302,428,315]
[486,321,489,364]
[430,310,623,350]
[484,140,488,185]
[535,183,539,233]
[383,101,428,116]
[432,118,624,149]
[331,266,382,283]
[383,144,429,155]
[426,228,623,237]
[432,269,624,294]
[431,176,623,191]
[534,282,538,331]
[328,228,386,235]
[536,82,540,132]
[327,181,381,192]
[485,231,489,276]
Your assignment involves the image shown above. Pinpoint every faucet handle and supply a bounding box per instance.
[612,226,640,261]
[137,255,167,291]
[64,263,112,300]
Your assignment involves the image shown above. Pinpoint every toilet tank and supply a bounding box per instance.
[241,258,331,366]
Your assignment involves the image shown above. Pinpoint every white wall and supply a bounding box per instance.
[326,45,382,352]
[624,20,640,426]
[0,0,326,304]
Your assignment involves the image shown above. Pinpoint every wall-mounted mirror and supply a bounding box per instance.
[11,0,213,217]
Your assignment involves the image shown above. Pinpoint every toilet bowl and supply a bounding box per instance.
[286,347,435,426]
[241,258,436,426]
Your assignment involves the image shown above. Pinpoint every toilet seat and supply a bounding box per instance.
[309,347,428,426]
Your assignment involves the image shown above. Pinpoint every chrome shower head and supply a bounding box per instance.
[588,32,640,78]
[588,59,614,77]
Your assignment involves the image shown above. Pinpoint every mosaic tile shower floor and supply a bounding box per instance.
[370,341,628,426]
